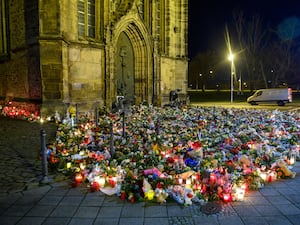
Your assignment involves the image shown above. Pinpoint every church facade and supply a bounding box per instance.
[0,0,188,116]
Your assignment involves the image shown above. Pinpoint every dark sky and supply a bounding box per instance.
[188,0,300,58]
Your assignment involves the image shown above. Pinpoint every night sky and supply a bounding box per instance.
[188,0,300,58]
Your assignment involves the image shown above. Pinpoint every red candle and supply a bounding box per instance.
[223,193,232,203]
[75,173,83,183]
[120,191,126,201]
[210,173,216,182]
[108,176,117,187]
[195,172,201,181]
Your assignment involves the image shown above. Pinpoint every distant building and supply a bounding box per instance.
[0,0,188,116]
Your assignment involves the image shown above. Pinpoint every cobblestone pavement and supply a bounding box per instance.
[1,116,300,225]
[0,116,57,196]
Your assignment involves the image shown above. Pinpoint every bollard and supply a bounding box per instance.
[110,122,115,156]
[121,111,125,137]
[95,107,99,127]
[75,103,79,125]
[156,119,160,135]
[40,129,50,184]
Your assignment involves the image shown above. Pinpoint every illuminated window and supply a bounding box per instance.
[78,0,95,38]
[0,0,8,59]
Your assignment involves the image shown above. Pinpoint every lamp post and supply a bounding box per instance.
[228,53,234,103]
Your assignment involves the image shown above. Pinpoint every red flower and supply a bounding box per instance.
[167,157,174,164]
[192,141,202,149]
[91,181,100,192]
[156,183,163,189]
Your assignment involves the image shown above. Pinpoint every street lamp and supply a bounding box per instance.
[228,53,234,103]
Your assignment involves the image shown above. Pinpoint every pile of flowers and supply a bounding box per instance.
[46,105,299,205]
[0,101,40,121]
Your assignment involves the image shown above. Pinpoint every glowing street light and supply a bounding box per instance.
[228,53,234,103]
[224,24,238,103]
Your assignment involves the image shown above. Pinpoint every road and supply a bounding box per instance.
[191,101,300,111]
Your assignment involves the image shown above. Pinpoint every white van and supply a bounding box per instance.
[247,88,292,106]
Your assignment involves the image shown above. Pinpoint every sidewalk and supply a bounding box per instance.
[0,164,300,225]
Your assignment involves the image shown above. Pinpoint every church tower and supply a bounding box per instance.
[0,0,188,116]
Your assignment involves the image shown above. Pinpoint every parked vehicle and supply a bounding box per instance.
[247,88,292,106]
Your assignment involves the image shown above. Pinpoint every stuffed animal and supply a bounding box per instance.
[184,188,195,205]
[155,188,169,204]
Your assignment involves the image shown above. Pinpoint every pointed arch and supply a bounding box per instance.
[107,15,154,105]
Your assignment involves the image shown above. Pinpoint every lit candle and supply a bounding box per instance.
[75,173,83,183]
[210,173,216,182]
[185,178,191,188]
[95,176,106,187]
[235,187,245,201]
[259,172,267,182]
[108,176,117,187]
[191,174,196,181]
[289,156,295,165]
[79,163,85,170]
[210,173,216,187]
[223,193,231,203]
[178,178,183,185]
[66,162,72,169]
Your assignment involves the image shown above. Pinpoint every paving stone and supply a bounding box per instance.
[98,206,122,217]
[2,205,33,217]
[38,195,63,205]
[254,205,282,216]
[218,214,244,225]
[42,217,71,225]
[118,217,144,225]
[93,217,119,225]
[144,217,169,225]
[58,196,84,206]
[264,215,294,225]
[0,216,21,225]
[232,205,260,217]
[274,204,300,215]
[121,205,145,218]
[26,205,56,217]
[68,217,95,225]
[81,196,105,206]
[49,205,77,217]
[73,206,99,218]
[168,216,194,225]
[144,205,168,217]
[167,205,191,217]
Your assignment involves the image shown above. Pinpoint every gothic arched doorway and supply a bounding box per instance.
[107,20,154,108]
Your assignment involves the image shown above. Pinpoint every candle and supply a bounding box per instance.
[75,173,83,183]
[178,178,183,185]
[223,193,231,203]
[289,156,295,165]
[235,187,245,201]
[195,172,201,181]
[210,173,216,182]
[66,162,72,169]
[210,173,216,187]
[191,175,196,181]
[259,172,267,182]
[120,191,126,201]
[185,178,191,188]
[95,176,106,187]
[108,176,117,187]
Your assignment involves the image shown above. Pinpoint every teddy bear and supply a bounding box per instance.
[155,188,169,204]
